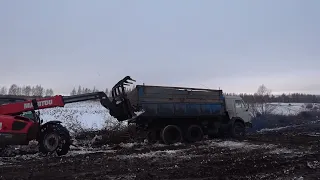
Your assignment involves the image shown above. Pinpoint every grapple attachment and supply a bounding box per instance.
[110,76,144,122]
[111,76,136,99]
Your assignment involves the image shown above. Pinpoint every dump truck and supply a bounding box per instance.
[114,77,253,144]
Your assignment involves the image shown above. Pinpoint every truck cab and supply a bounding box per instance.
[224,95,252,127]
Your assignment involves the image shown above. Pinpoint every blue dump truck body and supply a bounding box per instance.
[127,85,225,118]
[124,83,247,144]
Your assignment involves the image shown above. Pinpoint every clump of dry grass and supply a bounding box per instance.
[73,115,137,146]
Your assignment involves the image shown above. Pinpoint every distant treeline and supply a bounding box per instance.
[70,86,110,96]
[1,84,319,103]
[224,93,320,103]
[0,84,54,97]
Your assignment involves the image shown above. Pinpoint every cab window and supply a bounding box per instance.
[235,100,243,108]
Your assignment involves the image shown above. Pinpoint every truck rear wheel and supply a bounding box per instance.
[185,125,204,143]
[161,125,182,145]
[39,123,71,156]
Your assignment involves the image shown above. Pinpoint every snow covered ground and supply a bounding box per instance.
[266,102,320,115]
[38,101,319,131]
[39,101,120,132]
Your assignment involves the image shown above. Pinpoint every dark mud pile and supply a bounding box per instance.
[1,121,320,180]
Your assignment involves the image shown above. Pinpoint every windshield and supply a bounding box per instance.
[21,111,35,120]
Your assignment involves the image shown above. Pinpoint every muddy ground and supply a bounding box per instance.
[1,121,320,180]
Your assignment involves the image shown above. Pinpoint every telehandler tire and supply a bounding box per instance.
[39,123,71,156]
[161,125,182,145]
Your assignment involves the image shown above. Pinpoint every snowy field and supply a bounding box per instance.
[265,102,320,115]
[38,101,320,131]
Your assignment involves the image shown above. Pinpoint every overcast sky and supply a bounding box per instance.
[1,0,319,95]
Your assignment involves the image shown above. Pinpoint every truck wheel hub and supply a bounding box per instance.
[44,133,59,152]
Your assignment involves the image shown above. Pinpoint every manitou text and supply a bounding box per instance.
[24,100,53,109]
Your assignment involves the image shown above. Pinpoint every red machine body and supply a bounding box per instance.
[0,115,39,145]
[0,95,66,146]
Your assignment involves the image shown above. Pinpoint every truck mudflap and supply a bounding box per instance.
[109,76,141,122]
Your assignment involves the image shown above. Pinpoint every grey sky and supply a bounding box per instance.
[1,0,319,95]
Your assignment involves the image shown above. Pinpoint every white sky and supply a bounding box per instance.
[1,0,319,95]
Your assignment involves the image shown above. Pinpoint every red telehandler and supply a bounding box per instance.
[0,76,137,156]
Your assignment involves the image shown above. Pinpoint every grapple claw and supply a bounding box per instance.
[110,76,137,121]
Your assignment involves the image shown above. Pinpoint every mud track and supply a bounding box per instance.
[1,122,320,180]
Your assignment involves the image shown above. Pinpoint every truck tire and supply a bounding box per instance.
[185,125,204,143]
[230,121,245,141]
[161,125,182,145]
[39,123,71,156]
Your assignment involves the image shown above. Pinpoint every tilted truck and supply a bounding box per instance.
[114,77,253,144]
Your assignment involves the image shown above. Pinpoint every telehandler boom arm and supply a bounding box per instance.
[0,76,137,121]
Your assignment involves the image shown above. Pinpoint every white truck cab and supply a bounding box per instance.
[224,96,252,127]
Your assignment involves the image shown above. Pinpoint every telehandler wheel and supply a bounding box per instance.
[161,125,182,145]
[230,121,245,141]
[185,125,204,143]
[39,123,71,156]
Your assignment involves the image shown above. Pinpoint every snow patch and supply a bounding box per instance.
[306,132,320,137]
[258,125,297,133]
[119,142,138,148]
[113,149,183,159]
[205,140,307,157]
[39,101,120,131]
[307,161,320,169]
[206,140,275,150]
[292,177,304,180]
[66,149,116,157]
[13,153,42,161]
[269,148,294,155]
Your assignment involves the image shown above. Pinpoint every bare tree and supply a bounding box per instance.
[70,88,77,95]
[250,84,276,117]
[45,88,54,96]
[0,87,7,95]
[25,86,32,96]
[77,86,82,95]
[32,85,44,97]
[92,86,98,93]
[83,88,92,94]
[8,84,19,95]
[16,86,22,95]
[21,86,27,96]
